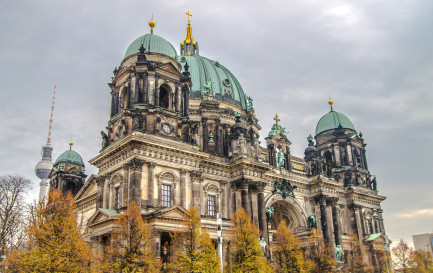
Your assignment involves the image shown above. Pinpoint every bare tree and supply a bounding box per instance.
[0,174,32,258]
[391,239,414,273]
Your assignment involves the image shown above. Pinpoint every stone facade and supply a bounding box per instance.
[54,22,389,267]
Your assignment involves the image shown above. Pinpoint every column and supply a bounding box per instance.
[175,85,180,112]
[180,169,187,208]
[155,76,160,106]
[128,158,145,207]
[183,84,189,116]
[316,195,330,242]
[148,162,156,207]
[240,179,251,218]
[353,204,364,240]
[155,230,162,258]
[191,171,202,209]
[202,119,208,152]
[330,198,342,246]
[257,182,268,242]
[346,144,353,166]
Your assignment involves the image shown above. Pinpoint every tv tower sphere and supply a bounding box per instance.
[35,144,53,179]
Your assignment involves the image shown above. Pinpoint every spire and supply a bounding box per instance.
[181,11,198,55]
[148,16,156,34]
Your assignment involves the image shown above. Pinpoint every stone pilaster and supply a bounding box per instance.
[122,164,129,208]
[148,162,156,207]
[95,176,105,209]
[180,169,187,208]
[128,158,145,207]
[191,171,203,210]
[103,175,110,209]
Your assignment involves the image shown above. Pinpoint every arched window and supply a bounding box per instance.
[110,175,122,210]
[203,183,220,217]
[159,85,170,109]
[119,88,128,111]
[355,149,362,168]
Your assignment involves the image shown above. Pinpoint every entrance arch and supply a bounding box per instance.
[265,194,308,233]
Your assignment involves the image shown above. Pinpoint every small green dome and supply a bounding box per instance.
[124,34,177,59]
[177,55,249,110]
[54,149,84,167]
[315,111,356,135]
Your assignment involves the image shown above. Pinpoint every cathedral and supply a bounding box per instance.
[38,13,388,266]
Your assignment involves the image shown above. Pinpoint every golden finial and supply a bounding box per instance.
[148,16,156,34]
[69,141,74,150]
[186,11,192,26]
[273,114,281,129]
[328,96,334,111]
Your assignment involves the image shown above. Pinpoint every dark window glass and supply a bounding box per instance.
[161,184,171,207]
[208,195,216,216]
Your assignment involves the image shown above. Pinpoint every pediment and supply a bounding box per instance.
[157,62,182,76]
[150,205,190,221]
[88,208,119,226]
[75,174,97,200]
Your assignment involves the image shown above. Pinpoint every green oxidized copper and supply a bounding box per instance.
[259,237,267,257]
[208,132,215,143]
[265,206,274,223]
[273,179,297,199]
[335,245,344,263]
[308,213,317,230]
[277,149,285,168]
[268,114,288,138]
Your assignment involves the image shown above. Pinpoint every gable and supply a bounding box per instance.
[149,205,190,221]
[88,208,119,227]
[75,174,98,200]
[157,62,182,76]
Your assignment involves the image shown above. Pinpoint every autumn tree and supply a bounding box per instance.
[392,239,414,272]
[4,189,95,273]
[305,229,336,273]
[225,208,271,273]
[0,174,32,258]
[104,201,160,273]
[272,220,310,273]
[342,233,372,273]
[411,249,433,273]
[168,206,220,273]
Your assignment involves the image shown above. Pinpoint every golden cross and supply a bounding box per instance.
[273,114,280,126]
[186,11,192,23]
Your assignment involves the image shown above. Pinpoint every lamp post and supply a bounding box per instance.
[217,213,223,272]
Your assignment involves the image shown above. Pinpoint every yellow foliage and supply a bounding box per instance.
[305,229,337,273]
[104,201,161,273]
[4,189,95,273]
[273,220,310,273]
[168,206,221,273]
[225,208,272,273]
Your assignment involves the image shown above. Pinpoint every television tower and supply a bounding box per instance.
[34,85,56,202]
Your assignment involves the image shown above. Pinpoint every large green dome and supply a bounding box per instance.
[124,34,177,59]
[177,55,248,110]
[54,149,84,167]
[316,111,356,135]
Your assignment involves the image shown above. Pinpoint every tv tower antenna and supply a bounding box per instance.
[46,85,56,144]
[35,85,56,202]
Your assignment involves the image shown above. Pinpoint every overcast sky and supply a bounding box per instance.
[1,0,432,249]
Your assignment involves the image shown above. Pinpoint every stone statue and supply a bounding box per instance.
[371,175,377,191]
[101,131,108,149]
[277,149,285,168]
[132,111,145,130]
[265,206,274,223]
[308,213,317,230]
[259,237,267,257]
[335,245,344,263]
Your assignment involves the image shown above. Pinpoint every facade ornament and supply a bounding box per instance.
[272,179,297,199]
[307,213,317,230]
[208,131,215,143]
[335,245,344,263]
[277,149,285,168]
[101,131,108,149]
[268,113,288,139]
[246,96,254,112]
[128,158,145,171]
[203,81,215,98]
[259,237,267,257]
[265,206,274,223]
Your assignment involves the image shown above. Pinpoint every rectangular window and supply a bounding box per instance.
[208,195,216,216]
[115,188,120,210]
[161,184,171,207]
